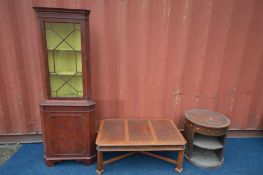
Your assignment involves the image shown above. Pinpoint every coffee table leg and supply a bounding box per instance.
[175,150,184,173]
[96,150,104,175]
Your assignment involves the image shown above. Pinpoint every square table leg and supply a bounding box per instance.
[96,150,104,175]
[175,150,184,173]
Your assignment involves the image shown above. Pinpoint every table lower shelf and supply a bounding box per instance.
[185,147,223,168]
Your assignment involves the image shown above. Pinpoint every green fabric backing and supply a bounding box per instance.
[45,22,83,98]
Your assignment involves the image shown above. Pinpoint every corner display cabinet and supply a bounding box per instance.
[34,7,96,166]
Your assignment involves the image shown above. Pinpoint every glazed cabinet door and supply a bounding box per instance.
[43,112,90,157]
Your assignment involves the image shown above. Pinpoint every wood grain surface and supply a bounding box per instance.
[96,119,186,146]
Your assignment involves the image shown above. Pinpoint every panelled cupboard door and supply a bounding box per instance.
[43,112,90,156]
[40,102,96,166]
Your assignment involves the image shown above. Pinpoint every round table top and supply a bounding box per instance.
[185,109,230,128]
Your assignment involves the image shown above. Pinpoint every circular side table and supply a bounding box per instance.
[183,109,230,168]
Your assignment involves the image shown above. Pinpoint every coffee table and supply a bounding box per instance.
[96,119,186,174]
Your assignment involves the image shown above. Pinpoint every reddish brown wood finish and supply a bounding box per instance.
[96,119,186,146]
[96,119,186,174]
[40,100,96,166]
[34,8,96,166]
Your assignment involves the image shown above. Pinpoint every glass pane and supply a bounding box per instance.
[45,22,83,98]
[53,50,76,74]
[65,30,81,50]
[45,29,61,50]
[49,75,83,98]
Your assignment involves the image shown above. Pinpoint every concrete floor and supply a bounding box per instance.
[0,144,20,165]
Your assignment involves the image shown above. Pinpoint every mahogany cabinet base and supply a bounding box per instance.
[40,100,96,167]
[45,159,55,167]
[44,155,96,167]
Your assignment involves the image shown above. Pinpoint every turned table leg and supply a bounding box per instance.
[175,150,184,173]
[96,150,104,175]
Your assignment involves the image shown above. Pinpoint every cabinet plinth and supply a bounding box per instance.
[183,109,230,168]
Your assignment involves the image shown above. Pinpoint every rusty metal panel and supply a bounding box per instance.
[0,0,263,134]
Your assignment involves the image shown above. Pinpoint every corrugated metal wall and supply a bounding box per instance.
[0,0,263,134]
